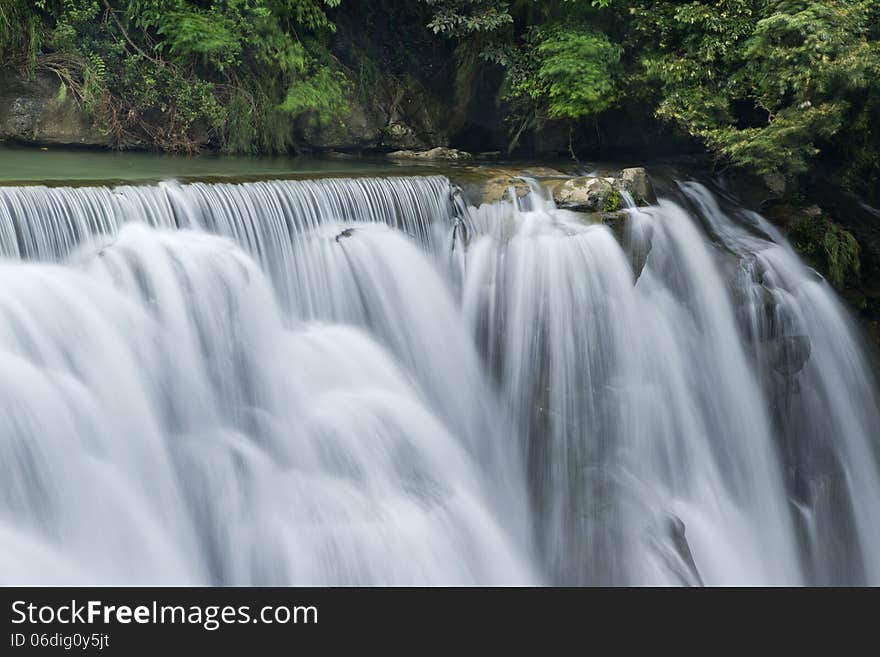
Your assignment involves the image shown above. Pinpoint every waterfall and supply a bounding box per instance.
[0,174,877,585]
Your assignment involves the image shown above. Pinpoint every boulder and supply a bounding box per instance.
[618,167,657,205]
[552,176,615,212]
[387,147,472,161]
[0,68,109,147]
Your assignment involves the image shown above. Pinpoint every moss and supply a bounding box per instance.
[789,214,861,290]
[603,188,620,212]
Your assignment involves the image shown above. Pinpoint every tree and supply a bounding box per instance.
[636,0,879,183]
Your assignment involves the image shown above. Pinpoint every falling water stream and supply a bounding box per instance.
[0,173,877,585]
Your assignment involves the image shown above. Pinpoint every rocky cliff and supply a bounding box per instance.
[0,68,109,147]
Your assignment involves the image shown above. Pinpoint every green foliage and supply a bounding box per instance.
[4,0,348,152]
[420,2,620,150]
[636,0,880,184]
[414,0,879,196]
[278,68,345,119]
[527,27,620,119]
[790,213,861,289]
[0,0,43,67]
[3,0,879,201]
[422,1,514,37]
[603,187,620,212]
[225,83,291,154]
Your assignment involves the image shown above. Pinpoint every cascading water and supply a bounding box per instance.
[0,173,877,585]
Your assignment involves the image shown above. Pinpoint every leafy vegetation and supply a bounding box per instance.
[635,0,879,181]
[421,0,880,200]
[603,188,620,213]
[1,0,348,152]
[789,213,861,290]
[2,0,879,202]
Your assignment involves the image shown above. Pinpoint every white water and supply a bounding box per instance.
[0,174,877,585]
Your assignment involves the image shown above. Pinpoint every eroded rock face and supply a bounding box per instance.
[0,68,109,147]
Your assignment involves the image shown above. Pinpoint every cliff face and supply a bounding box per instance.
[293,75,453,153]
[0,68,109,148]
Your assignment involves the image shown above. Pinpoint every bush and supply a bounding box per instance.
[789,213,861,290]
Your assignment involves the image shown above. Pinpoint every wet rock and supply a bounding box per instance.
[600,210,652,280]
[387,147,472,161]
[552,176,615,212]
[618,167,657,205]
[666,515,704,587]
[477,176,531,205]
[335,228,355,242]
[752,284,778,321]
[600,210,629,241]
[766,335,812,376]
[667,514,703,586]
[0,68,109,147]
[653,514,704,586]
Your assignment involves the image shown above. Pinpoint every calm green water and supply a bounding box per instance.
[0,144,489,185]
